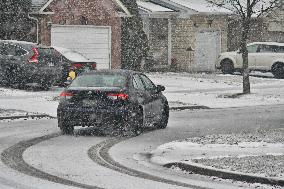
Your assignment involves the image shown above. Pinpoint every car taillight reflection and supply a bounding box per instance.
[91,63,96,69]
[72,63,83,69]
[107,93,129,100]
[28,47,39,64]
[60,91,73,100]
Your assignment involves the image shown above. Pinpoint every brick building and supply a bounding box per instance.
[138,0,230,72]
[29,0,130,69]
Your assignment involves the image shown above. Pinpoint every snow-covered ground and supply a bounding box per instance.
[148,72,284,108]
[0,72,283,187]
[0,72,283,117]
[150,129,284,179]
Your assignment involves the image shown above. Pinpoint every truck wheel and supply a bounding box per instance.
[221,59,234,74]
[272,62,284,79]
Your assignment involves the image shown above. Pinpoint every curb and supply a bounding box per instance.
[164,162,284,186]
[169,106,210,111]
[0,114,56,120]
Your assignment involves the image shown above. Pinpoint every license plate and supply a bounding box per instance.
[82,99,97,106]
[90,114,102,123]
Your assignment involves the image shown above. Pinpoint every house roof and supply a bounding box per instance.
[150,0,232,15]
[137,0,174,13]
[170,0,232,14]
[30,0,131,16]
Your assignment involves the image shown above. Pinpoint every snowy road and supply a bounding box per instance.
[0,104,283,189]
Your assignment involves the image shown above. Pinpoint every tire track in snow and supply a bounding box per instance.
[1,133,103,189]
[1,132,208,189]
[88,137,208,189]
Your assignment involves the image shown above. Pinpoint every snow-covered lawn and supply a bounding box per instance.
[148,72,284,108]
[150,129,284,179]
[0,87,61,117]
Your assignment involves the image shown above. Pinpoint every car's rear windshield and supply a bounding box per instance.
[37,48,61,64]
[70,74,127,88]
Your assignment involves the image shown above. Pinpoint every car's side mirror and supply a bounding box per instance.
[156,85,165,92]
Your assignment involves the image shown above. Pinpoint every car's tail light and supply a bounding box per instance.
[28,47,39,64]
[72,63,83,69]
[91,63,97,70]
[107,93,129,100]
[60,91,73,100]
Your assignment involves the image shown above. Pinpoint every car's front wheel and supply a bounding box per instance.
[156,103,169,129]
[58,116,74,135]
[272,62,284,79]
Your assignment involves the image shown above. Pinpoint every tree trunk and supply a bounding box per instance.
[241,19,251,94]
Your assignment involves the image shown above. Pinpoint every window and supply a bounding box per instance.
[70,74,127,88]
[258,45,273,53]
[247,44,259,53]
[276,46,284,53]
[15,46,27,56]
[6,44,17,56]
[133,74,145,90]
[139,74,156,91]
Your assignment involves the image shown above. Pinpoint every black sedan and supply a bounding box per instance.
[57,69,169,136]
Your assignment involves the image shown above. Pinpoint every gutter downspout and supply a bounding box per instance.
[28,14,39,44]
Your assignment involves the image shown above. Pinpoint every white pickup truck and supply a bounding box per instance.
[216,42,284,78]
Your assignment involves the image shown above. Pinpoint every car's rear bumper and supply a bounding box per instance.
[57,105,132,127]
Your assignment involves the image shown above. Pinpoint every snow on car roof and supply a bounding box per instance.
[249,42,284,46]
[137,0,174,12]
[0,40,36,45]
[53,46,92,62]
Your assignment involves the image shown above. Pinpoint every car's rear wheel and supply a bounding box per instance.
[221,59,234,74]
[58,116,74,135]
[271,62,284,79]
[156,103,169,129]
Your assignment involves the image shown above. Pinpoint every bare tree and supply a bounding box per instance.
[207,0,280,94]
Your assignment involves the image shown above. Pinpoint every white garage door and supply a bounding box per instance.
[51,25,111,69]
[194,31,221,72]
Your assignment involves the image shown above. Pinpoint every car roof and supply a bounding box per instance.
[248,42,284,46]
[82,69,140,76]
[0,40,52,49]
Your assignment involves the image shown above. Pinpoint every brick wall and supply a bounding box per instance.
[171,15,228,71]
[39,0,122,68]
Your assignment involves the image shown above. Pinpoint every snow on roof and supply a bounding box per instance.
[31,0,49,12]
[168,0,232,14]
[137,0,174,12]
[30,0,131,16]
[0,40,36,45]
[249,42,284,46]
